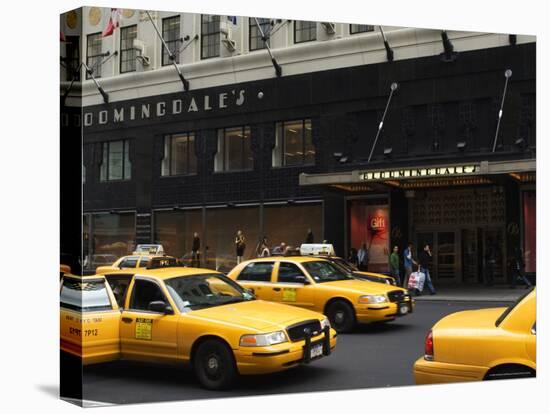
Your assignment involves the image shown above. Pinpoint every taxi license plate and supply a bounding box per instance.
[310,343,323,359]
[399,303,409,315]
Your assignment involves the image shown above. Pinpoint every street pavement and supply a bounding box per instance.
[76,300,511,405]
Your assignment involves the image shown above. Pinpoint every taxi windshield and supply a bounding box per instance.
[331,258,357,273]
[303,261,354,283]
[165,274,255,311]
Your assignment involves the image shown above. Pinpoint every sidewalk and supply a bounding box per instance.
[412,285,532,303]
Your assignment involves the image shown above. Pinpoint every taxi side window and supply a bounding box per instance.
[278,262,306,283]
[130,279,167,311]
[120,257,139,268]
[238,262,274,282]
[139,257,150,268]
[106,276,131,308]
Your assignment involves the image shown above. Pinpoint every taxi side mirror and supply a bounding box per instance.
[148,300,174,314]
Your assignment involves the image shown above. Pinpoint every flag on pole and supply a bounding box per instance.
[227,16,237,25]
[102,8,123,37]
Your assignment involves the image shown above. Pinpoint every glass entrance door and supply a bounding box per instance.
[415,230,460,283]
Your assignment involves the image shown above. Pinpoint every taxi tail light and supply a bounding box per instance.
[424,329,434,361]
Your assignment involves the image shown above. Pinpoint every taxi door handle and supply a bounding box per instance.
[273,287,281,292]
[122,317,133,323]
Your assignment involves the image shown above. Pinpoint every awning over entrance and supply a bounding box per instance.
[299,159,535,191]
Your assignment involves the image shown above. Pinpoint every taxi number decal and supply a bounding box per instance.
[135,318,153,340]
[282,288,297,302]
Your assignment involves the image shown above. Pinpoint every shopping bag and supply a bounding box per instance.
[408,271,426,291]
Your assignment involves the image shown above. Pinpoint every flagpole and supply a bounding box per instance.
[82,62,109,103]
[367,82,398,163]
[145,10,190,91]
[254,18,282,77]
[61,62,83,106]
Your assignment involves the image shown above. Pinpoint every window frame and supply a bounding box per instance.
[349,24,375,34]
[294,20,317,44]
[237,262,275,283]
[162,15,181,66]
[249,17,271,51]
[100,139,132,182]
[119,24,138,74]
[86,32,103,79]
[64,35,80,81]
[129,277,171,313]
[161,132,198,177]
[273,119,315,168]
[277,262,309,284]
[200,14,221,60]
[215,126,253,173]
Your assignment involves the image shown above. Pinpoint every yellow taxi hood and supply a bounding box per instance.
[186,300,324,332]
[354,271,393,280]
[319,279,405,295]
[434,307,506,332]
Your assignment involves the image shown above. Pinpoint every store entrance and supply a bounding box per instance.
[415,227,505,284]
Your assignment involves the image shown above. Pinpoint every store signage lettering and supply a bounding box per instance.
[370,217,386,230]
[359,165,478,181]
[82,89,246,127]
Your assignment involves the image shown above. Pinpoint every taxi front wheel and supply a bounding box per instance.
[193,339,237,390]
[326,300,356,333]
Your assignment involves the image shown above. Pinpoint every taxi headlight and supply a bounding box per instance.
[358,294,387,304]
[320,317,331,330]
[240,331,288,347]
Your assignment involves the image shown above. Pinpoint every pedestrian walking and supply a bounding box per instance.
[191,232,201,267]
[402,242,417,288]
[257,236,270,257]
[389,245,401,286]
[306,228,314,244]
[235,230,246,264]
[418,244,436,295]
[348,247,358,267]
[510,247,533,289]
[357,243,369,271]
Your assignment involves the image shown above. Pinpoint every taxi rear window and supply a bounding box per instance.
[60,278,113,312]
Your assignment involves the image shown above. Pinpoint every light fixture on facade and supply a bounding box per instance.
[339,156,350,164]
[287,199,296,205]
[456,141,467,151]
[109,209,118,214]
[383,147,393,158]
[226,202,236,208]
[515,137,526,150]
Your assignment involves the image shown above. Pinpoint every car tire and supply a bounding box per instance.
[193,339,237,390]
[326,300,356,333]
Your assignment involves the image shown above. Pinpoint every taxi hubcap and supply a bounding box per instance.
[335,311,345,324]
[207,356,219,372]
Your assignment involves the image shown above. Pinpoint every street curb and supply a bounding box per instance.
[414,297,517,303]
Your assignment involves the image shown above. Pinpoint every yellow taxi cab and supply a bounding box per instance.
[227,256,414,333]
[95,254,179,274]
[60,264,337,390]
[414,288,536,384]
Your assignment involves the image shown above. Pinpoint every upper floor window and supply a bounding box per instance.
[201,15,220,59]
[294,20,317,43]
[86,32,102,79]
[215,126,253,172]
[249,18,271,51]
[64,36,80,81]
[100,140,131,181]
[162,15,181,66]
[120,25,137,73]
[161,133,197,176]
[273,120,315,167]
[350,24,375,34]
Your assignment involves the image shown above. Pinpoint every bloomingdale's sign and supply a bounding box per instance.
[359,165,479,181]
[81,88,247,127]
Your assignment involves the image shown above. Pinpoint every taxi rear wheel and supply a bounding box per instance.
[193,339,237,390]
[326,300,356,333]
[484,364,535,380]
